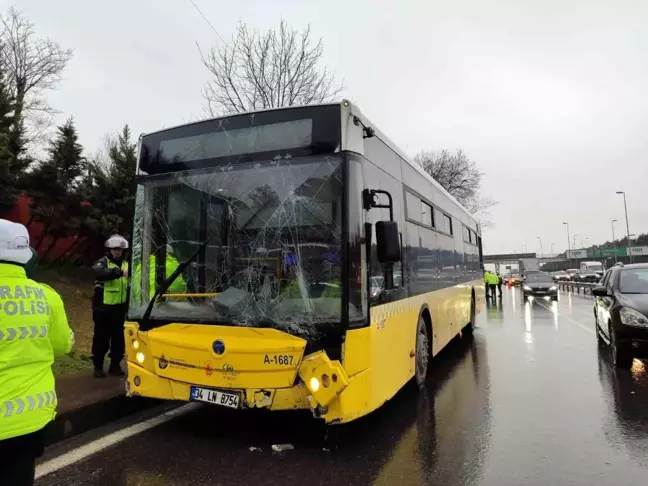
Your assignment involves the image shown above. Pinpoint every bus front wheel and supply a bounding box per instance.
[415,316,430,388]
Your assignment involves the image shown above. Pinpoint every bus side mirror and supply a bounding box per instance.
[376,221,400,263]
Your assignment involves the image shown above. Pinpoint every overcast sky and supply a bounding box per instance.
[14,0,648,255]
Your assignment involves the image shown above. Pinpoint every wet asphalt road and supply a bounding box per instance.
[37,288,648,486]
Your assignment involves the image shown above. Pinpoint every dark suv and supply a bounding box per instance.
[593,263,648,369]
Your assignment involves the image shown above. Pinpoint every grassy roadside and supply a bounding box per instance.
[34,267,95,375]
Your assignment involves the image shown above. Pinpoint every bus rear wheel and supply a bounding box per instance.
[415,316,430,388]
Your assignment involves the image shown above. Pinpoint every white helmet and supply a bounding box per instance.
[105,235,129,249]
[0,219,32,264]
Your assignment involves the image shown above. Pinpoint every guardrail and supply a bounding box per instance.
[557,281,598,295]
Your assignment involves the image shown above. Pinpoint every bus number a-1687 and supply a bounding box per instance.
[264,354,293,365]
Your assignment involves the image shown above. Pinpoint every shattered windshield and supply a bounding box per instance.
[128,156,345,336]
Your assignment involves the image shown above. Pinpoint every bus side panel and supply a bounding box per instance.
[336,301,419,423]
[369,298,420,404]
[426,284,473,356]
[334,279,482,423]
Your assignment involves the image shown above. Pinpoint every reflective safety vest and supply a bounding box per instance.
[131,255,187,301]
[0,263,74,441]
[103,261,128,305]
[486,273,499,285]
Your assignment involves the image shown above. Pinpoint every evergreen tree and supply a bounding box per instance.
[28,118,85,253]
[0,57,30,214]
[105,125,138,237]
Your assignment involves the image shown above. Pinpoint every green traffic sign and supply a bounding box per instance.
[598,248,627,258]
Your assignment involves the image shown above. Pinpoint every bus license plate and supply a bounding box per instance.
[190,386,240,409]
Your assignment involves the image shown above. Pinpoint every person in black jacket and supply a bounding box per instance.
[497,273,504,298]
[91,235,129,378]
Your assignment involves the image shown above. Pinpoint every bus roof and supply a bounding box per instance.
[139,100,479,230]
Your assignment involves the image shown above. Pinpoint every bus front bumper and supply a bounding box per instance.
[125,350,351,419]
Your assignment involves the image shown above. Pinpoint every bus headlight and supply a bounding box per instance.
[136,352,145,364]
[299,351,349,408]
[132,339,140,350]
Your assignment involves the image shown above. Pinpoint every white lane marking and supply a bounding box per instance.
[536,300,595,336]
[36,403,199,479]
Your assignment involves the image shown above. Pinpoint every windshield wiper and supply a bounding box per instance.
[141,237,213,328]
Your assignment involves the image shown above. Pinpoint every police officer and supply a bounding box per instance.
[92,235,129,378]
[497,272,504,298]
[484,270,491,300]
[0,219,73,486]
[486,271,498,300]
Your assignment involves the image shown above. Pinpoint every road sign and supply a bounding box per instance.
[588,246,648,259]
[598,248,627,258]
[566,250,587,259]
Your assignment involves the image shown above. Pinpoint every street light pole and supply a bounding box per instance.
[563,222,571,267]
[612,219,618,262]
[616,191,632,263]
[537,236,544,262]
[550,241,555,258]
[573,234,578,251]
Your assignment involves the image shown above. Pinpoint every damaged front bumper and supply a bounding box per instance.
[124,322,351,422]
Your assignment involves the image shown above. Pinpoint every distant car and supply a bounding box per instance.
[370,272,403,299]
[594,263,648,369]
[551,270,570,282]
[575,270,600,283]
[522,273,558,300]
[566,269,580,280]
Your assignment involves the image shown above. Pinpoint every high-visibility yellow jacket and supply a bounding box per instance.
[92,256,128,309]
[0,263,74,441]
[131,254,187,301]
[486,272,499,285]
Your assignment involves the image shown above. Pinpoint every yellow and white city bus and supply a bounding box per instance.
[125,100,485,424]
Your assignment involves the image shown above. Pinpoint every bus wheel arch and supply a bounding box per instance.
[415,305,432,388]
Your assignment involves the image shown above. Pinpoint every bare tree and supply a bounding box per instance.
[415,149,497,225]
[200,20,344,116]
[0,7,73,146]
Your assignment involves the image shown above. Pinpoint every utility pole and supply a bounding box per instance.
[616,191,632,263]
[563,222,571,268]
[612,219,617,263]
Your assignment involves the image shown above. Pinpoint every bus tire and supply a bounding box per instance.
[464,292,476,335]
[415,314,430,388]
